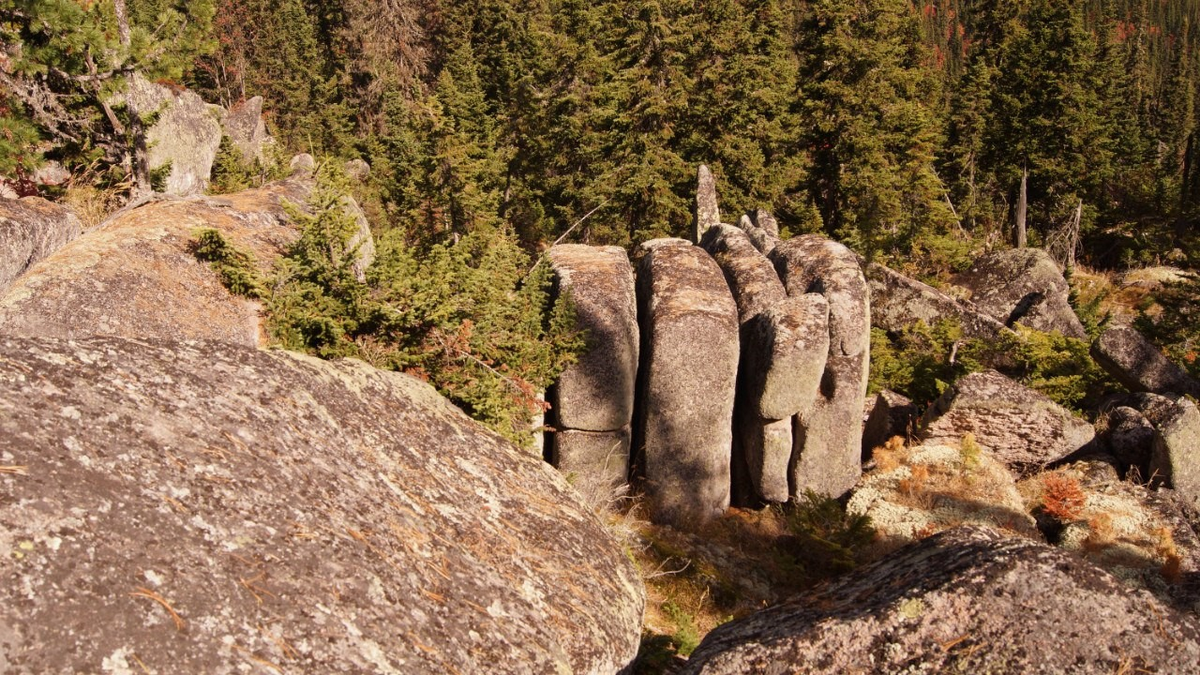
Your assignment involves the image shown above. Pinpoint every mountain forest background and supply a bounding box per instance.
[7,0,1200,442]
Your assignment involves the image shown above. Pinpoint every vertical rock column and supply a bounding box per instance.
[700,224,827,504]
[546,245,640,503]
[635,239,740,527]
[770,235,870,499]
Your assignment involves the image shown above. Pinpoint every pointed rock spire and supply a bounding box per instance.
[693,164,720,243]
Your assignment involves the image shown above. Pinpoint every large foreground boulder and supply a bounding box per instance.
[921,370,1095,471]
[682,526,1200,674]
[635,240,739,527]
[953,247,1087,338]
[0,196,82,294]
[0,335,643,674]
[1092,325,1200,398]
[0,179,309,344]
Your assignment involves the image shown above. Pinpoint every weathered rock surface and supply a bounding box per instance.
[693,164,720,243]
[1101,405,1157,478]
[681,526,1200,674]
[0,335,644,674]
[124,75,224,196]
[752,208,779,238]
[1092,325,1200,398]
[550,427,631,497]
[735,417,793,504]
[862,389,918,457]
[921,370,1095,471]
[699,224,786,325]
[740,294,829,421]
[635,240,739,527]
[953,247,1087,338]
[0,179,310,344]
[1151,399,1200,506]
[221,95,274,165]
[865,262,1008,339]
[0,196,82,294]
[547,245,639,433]
[769,235,869,498]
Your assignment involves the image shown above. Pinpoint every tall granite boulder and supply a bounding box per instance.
[0,335,644,674]
[921,370,1095,471]
[635,240,739,527]
[546,245,639,496]
[221,95,275,165]
[681,527,1200,674]
[123,75,224,196]
[1092,325,1200,398]
[865,262,1009,339]
[0,179,311,344]
[953,247,1087,338]
[0,196,82,294]
[693,165,721,243]
[737,295,830,503]
[769,235,870,498]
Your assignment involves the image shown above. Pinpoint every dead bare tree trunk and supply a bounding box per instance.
[113,0,151,198]
[1013,166,1028,249]
[1068,198,1082,270]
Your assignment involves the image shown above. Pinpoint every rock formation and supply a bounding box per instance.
[635,239,739,527]
[681,527,1200,674]
[546,245,640,498]
[866,262,1009,339]
[1092,325,1200,398]
[769,234,870,498]
[1151,399,1200,505]
[124,74,224,197]
[222,95,275,165]
[0,196,82,294]
[954,247,1087,338]
[921,370,1096,471]
[0,335,643,674]
[693,165,721,243]
[699,224,786,325]
[0,178,310,344]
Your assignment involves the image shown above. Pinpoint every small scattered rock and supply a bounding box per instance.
[1151,399,1200,506]
[1092,325,1200,398]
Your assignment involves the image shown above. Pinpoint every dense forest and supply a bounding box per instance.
[6,0,1200,441]
[7,0,1200,271]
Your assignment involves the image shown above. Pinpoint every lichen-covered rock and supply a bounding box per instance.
[0,196,82,294]
[693,164,720,243]
[769,235,870,498]
[1151,399,1200,506]
[735,417,793,504]
[698,224,786,325]
[752,208,779,238]
[681,526,1200,674]
[1092,325,1200,398]
[635,240,739,527]
[848,444,1038,545]
[921,370,1096,471]
[0,335,643,674]
[865,262,1008,339]
[124,75,224,196]
[551,427,631,500]
[862,389,918,457]
[0,179,310,344]
[221,95,274,165]
[547,245,639,433]
[953,247,1087,338]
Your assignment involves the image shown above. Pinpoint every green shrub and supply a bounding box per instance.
[868,319,978,405]
[1137,274,1200,379]
[190,228,266,299]
[778,490,875,579]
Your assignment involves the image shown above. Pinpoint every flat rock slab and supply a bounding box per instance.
[547,245,639,432]
[0,336,643,674]
[0,179,309,345]
[682,526,1200,674]
[865,262,1008,339]
[921,370,1095,471]
[953,247,1087,338]
[0,196,82,294]
[1092,325,1200,398]
[699,224,786,325]
[636,241,739,528]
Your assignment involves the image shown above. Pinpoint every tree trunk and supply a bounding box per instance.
[1069,198,1082,270]
[113,0,151,198]
[1013,167,1028,249]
